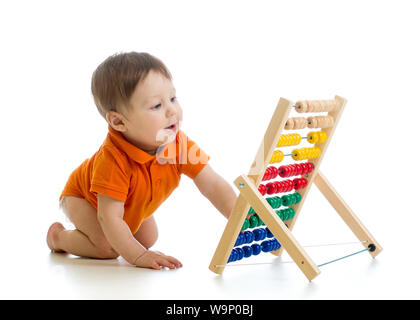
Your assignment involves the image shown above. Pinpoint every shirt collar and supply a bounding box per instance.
[107,126,155,164]
[107,126,178,165]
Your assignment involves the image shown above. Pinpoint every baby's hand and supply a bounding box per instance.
[134,250,182,270]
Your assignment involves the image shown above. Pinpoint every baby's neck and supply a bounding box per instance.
[145,149,157,155]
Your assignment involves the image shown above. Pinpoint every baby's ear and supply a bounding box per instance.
[106,111,127,132]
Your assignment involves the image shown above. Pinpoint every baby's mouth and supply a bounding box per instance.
[165,123,177,131]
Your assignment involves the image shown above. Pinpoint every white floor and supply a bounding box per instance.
[1,179,418,300]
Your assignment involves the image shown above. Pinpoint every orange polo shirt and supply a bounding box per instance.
[59,126,210,234]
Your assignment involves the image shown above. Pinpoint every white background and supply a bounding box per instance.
[0,0,419,299]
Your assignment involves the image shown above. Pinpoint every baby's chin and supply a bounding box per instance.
[155,128,177,145]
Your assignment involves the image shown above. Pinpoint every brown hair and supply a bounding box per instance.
[91,52,172,118]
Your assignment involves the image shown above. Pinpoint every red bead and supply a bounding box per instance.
[266,182,275,195]
[302,177,308,188]
[271,167,278,179]
[289,180,294,191]
[300,163,307,175]
[278,165,288,178]
[272,182,278,194]
[291,165,298,176]
[281,181,287,192]
[263,168,270,181]
[298,163,305,175]
[286,165,294,177]
[308,162,314,173]
[293,178,302,190]
[258,184,267,196]
[275,181,282,193]
[268,167,275,180]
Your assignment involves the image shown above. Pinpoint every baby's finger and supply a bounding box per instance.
[151,261,161,270]
[157,257,177,269]
[165,255,183,268]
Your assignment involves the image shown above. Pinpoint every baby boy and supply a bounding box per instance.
[47,52,237,269]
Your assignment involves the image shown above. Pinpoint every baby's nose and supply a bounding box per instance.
[166,104,177,116]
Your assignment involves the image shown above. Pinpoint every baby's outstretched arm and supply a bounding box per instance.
[97,194,182,269]
[193,164,237,219]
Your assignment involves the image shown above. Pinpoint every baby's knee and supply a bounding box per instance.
[96,244,119,259]
[93,237,119,259]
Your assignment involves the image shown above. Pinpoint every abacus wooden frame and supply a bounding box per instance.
[208,96,382,281]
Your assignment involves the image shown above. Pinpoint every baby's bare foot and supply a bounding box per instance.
[46,222,65,253]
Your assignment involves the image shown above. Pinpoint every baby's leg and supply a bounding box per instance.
[133,216,158,249]
[47,196,119,259]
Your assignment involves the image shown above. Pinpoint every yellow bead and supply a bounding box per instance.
[270,150,284,163]
[292,149,302,161]
[318,131,328,143]
[307,132,318,144]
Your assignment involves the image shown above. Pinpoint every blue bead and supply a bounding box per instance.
[261,240,271,252]
[251,243,261,255]
[266,228,274,238]
[261,228,267,240]
[254,228,264,241]
[228,252,233,263]
[238,233,245,245]
[245,231,254,243]
[236,247,244,260]
[243,245,252,258]
[232,249,238,261]
[252,229,259,241]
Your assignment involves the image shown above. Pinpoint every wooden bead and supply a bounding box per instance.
[307,116,317,128]
[284,118,294,130]
[312,100,321,112]
[306,101,314,113]
[295,101,308,113]
[319,100,327,112]
[326,100,336,112]
[296,117,307,129]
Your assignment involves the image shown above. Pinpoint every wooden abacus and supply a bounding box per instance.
[209,96,382,281]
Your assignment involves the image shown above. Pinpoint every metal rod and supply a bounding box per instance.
[317,248,369,268]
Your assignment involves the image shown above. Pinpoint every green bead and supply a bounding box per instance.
[292,193,299,204]
[248,207,255,214]
[241,218,250,231]
[256,214,264,226]
[289,208,295,219]
[278,209,285,221]
[274,196,281,208]
[286,208,293,220]
[282,195,292,206]
[249,215,258,228]
[295,193,302,204]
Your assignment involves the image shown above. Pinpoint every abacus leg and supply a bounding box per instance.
[313,171,382,258]
[234,175,321,281]
[209,193,250,274]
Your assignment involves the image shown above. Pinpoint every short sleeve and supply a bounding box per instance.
[90,146,131,202]
[177,131,210,179]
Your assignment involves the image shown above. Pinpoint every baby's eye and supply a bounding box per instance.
[170,96,177,103]
[152,104,161,110]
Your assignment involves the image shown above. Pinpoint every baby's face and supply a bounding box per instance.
[122,70,183,154]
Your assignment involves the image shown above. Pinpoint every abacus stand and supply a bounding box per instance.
[209,96,382,281]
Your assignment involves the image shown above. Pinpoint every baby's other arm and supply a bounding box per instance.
[193,164,237,219]
[97,194,182,269]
